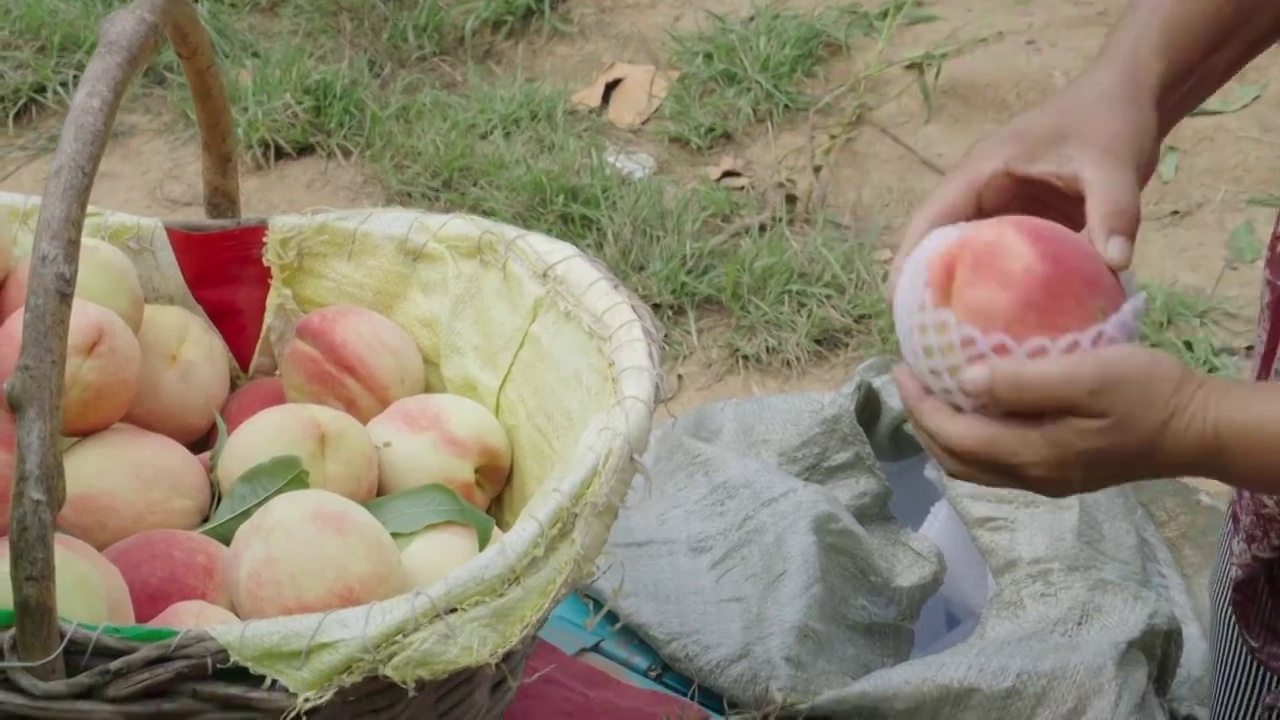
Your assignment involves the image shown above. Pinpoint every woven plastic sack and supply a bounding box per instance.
[892,221,1147,411]
[0,190,661,710]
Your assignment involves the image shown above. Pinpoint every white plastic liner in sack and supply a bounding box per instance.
[0,191,661,708]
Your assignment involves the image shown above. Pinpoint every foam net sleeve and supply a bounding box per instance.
[891,222,1147,412]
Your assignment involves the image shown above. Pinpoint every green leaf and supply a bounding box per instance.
[364,485,496,550]
[1247,193,1280,209]
[1157,145,1179,184]
[198,455,310,545]
[1227,220,1264,265]
[1190,83,1265,116]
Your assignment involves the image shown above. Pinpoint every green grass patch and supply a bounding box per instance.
[658,0,940,150]
[371,74,895,364]
[1139,284,1240,376]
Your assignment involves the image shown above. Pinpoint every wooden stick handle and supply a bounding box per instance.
[6,0,239,681]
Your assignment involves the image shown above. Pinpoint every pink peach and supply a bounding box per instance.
[214,403,378,503]
[0,410,13,536]
[0,231,12,281]
[226,488,407,620]
[397,524,504,590]
[218,376,287,437]
[279,305,427,423]
[0,535,114,625]
[0,299,142,436]
[58,424,212,549]
[147,599,240,629]
[123,304,233,444]
[366,393,512,510]
[54,533,135,625]
[0,236,145,333]
[103,529,232,623]
[925,215,1126,341]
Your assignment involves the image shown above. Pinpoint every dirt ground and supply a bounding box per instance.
[1,0,1271,495]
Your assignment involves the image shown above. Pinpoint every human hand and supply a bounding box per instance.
[892,344,1210,497]
[887,69,1163,298]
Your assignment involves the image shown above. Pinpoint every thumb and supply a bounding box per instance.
[958,355,1106,416]
[1080,164,1142,272]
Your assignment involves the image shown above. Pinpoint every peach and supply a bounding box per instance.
[59,424,212,550]
[196,450,211,476]
[104,529,232,623]
[0,415,70,537]
[0,236,145,333]
[924,215,1126,341]
[54,533,135,625]
[123,305,233,445]
[0,535,113,625]
[398,524,503,590]
[148,599,240,629]
[216,376,287,440]
[0,410,13,536]
[366,393,512,510]
[0,231,12,281]
[215,403,378,503]
[226,488,407,620]
[0,299,142,436]
[279,305,427,423]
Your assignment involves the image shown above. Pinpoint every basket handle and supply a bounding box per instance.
[6,0,238,681]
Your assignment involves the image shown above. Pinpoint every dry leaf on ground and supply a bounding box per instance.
[706,155,752,190]
[570,62,679,130]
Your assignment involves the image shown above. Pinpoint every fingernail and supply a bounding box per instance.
[1103,235,1132,269]
[957,364,991,393]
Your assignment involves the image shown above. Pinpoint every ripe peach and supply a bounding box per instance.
[0,299,142,436]
[214,403,378,503]
[0,410,13,536]
[0,417,81,538]
[104,529,232,623]
[123,305,233,445]
[924,215,1126,341]
[59,424,212,550]
[0,535,113,625]
[0,231,12,281]
[0,236,145,333]
[279,305,427,423]
[148,599,240,629]
[196,450,211,476]
[366,393,512,510]
[398,524,503,590]
[220,376,287,436]
[225,488,407,620]
[54,533,135,625]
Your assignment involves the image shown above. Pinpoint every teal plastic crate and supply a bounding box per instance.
[537,592,728,717]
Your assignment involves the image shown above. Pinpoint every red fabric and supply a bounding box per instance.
[507,641,711,720]
[1227,207,1280,706]
[163,223,272,374]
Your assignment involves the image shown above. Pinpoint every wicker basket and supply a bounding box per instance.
[0,0,661,717]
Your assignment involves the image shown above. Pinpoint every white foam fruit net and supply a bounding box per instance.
[892,222,1148,412]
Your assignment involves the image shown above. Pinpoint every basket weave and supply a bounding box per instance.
[0,0,658,717]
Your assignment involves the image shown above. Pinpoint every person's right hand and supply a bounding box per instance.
[887,69,1164,299]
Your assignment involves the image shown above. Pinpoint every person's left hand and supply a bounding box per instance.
[892,344,1210,497]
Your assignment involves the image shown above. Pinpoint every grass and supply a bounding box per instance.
[658,2,940,149]
[1,0,1233,370]
[1139,284,1241,376]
